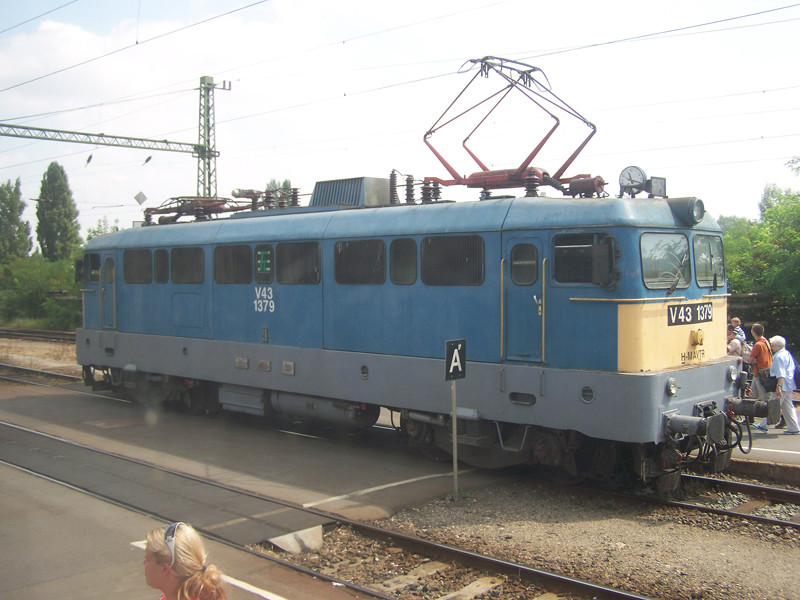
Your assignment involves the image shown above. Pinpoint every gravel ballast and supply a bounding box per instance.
[377,480,799,600]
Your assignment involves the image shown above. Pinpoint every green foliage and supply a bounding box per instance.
[0,178,32,261]
[718,217,756,294]
[0,255,81,330]
[759,190,800,302]
[36,162,82,261]
[41,296,82,330]
[86,215,119,241]
[266,178,292,192]
[721,182,800,349]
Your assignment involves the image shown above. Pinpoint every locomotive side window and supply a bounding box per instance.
[554,234,593,283]
[334,239,385,284]
[214,245,253,284]
[84,252,100,283]
[154,249,169,283]
[640,233,690,290]
[553,234,617,286]
[171,247,205,284]
[254,244,274,284]
[390,238,417,285]
[421,235,484,286]
[104,257,114,283]
[510,243,538,285]
[123,249,152,284]
[276,241,320,284]
[693,235,725,288]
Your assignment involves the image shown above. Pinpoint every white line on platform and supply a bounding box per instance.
[220,574,293,600]
[302,469,473,508]
[131,541,291,600]
[748,447,800,456]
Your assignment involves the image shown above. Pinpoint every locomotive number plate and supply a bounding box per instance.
[667,302,713,326]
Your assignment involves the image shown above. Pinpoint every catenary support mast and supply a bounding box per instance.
[0,76,228,198]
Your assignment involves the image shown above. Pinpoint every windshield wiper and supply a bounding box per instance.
[666,252,688,295]
[709,241,718,291]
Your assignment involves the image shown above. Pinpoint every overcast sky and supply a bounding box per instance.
[1,0,798,238]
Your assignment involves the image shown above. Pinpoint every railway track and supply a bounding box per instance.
[576,474,800,535]
[0,361,82,383]
[0,418,652,600]
[0,327,76,344]
[671,474,800,529]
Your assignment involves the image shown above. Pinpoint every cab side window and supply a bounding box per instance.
[123,249,152,284]
[510,243,538,285]
[277,242,320,284]
[171,247,205,284]
[335,240,385,284]
[214,245,253,284]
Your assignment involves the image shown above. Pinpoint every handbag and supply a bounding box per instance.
[758,369,778,393]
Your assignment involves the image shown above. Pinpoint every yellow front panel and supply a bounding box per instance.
[617,297,727,372]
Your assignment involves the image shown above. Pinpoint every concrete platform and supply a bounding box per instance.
[0,463,360,600]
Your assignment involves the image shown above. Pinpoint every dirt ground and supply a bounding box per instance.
[0,339,82,375]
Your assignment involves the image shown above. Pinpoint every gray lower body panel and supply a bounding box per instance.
[76,328,736,445]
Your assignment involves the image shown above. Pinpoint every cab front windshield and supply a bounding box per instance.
[640,232,725,291]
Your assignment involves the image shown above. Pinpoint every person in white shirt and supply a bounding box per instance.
[762,336,799,435]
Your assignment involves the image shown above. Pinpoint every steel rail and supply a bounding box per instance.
[0,327,76,343]
[589,475,800,532]
[683,473,800,505]
[675,474,800,528]
[0,362,81,383]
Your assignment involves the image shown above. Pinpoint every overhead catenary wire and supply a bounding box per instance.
[1,1,798,224]
[0,0,272,95]
[0,0,81,37]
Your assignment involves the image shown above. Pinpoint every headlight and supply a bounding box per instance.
[727,365,738,382]
[667,197,705,226]
[689,197,705,224]
[666,377,679,396]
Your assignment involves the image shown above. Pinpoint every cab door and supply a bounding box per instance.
[503,236,544,362]
[100,255,116,329]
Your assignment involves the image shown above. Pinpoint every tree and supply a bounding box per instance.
[0,178,32,262]
[85,215,119,241]
[721,180,800,350]
[758,189,800,303]
[36,162,82,261]
[266,178,292,193]
[0,254,81,329]
[719,216,760,295]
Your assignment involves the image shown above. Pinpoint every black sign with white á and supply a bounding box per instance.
[445,339,466,380]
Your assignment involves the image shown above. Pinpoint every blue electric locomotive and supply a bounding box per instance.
[76,174,758,492]
[76,58,767,491]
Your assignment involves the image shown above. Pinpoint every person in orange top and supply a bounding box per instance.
[748,323,774,432]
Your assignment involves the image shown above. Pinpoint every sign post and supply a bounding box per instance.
[445,339,466,501]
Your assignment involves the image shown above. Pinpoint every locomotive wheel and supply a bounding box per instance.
[168,380,219,415]
[574,439,617,481]
[81,365,95,386]
[654,469,681,495]
[537,465,584,485]
[130,373,167,408]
